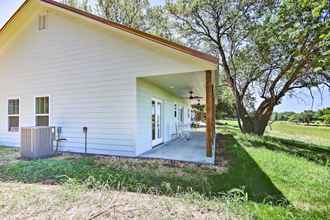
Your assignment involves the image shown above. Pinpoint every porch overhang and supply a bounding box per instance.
[138,70,217,159]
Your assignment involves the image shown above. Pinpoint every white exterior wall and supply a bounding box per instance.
[0,4,209,156]
[136,79,191,155]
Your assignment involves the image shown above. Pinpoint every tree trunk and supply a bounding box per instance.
[240,115,272,136]
[217,43,276,136]
[236,102,274,136]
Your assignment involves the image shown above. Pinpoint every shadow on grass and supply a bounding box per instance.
[247,135,330,165]
[210,133,288,205]
[0,133,288,206]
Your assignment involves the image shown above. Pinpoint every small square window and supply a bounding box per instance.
[35,96,49,126]
[8,99,19,132]
[36,116,49,126]
[8,116,19,132]
[36,97,49,114]
[8,99,19,115]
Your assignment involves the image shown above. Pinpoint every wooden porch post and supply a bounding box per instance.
[206,70,213,157]
[212,86,215,142]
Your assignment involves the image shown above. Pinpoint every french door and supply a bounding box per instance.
[152,99,163,147]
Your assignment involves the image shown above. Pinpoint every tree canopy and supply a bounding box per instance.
[166,0,330,135]
[62,0,173,38]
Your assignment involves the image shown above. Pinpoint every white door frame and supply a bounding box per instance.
[151,98,163,147]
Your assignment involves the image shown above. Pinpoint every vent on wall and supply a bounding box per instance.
[38,14,47,30]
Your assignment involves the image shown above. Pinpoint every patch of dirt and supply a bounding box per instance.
[0,141,228,175]
[0,148,20,166]
[93,155,225,171]
[57,151,228,177]
[0,182,241,220]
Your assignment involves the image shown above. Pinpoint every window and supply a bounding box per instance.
[152,100,156,140]
[179,107,184,122]
[38,14,47,30]
[8,99,19,132]
[174,104,177,118]
[35,96,49,126]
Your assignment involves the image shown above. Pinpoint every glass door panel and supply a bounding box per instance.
[152,99,163,146]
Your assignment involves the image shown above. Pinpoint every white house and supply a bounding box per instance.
[0,0,218,161]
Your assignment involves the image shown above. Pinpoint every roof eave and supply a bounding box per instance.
[0,0,219,65]
[0,0,31,34]
[40,0,218,65]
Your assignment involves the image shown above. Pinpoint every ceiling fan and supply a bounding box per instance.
[184,91,203,100]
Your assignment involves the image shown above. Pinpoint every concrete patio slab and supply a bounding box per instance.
[140,130,215,164]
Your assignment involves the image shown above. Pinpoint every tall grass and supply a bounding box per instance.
[1,122,330,219]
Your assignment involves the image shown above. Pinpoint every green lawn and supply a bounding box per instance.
[0,123,329,219]
[220,119,330,148]
[266,121,330,147]
[220,125,330,219]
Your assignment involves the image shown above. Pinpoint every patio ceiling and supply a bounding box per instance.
[140,71,206,104]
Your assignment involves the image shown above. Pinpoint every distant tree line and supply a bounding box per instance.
[271,108,330,125]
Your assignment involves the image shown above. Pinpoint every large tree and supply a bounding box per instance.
[96,0,149,30]
[62,0,172,37]
[167,0,330,135]
[62,0,91,11]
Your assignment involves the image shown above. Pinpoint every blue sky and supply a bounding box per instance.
[1,0,329,112]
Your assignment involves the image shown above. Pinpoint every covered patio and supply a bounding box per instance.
[140,129,215,164]
[136,69,217,164]
[137,71,216,164]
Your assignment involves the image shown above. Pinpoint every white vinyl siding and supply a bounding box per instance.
[0,4,209,155]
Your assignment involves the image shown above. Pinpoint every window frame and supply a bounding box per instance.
[7,97,20,133]
[34,95,51,127]
[174,103,177,118]
[38,14,47,31]
[179,106,184,123]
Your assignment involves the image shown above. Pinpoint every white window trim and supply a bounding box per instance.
[7,97,20,133]
[34,95,52,126]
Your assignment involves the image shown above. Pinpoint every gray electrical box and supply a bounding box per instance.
[20,127,54,159]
